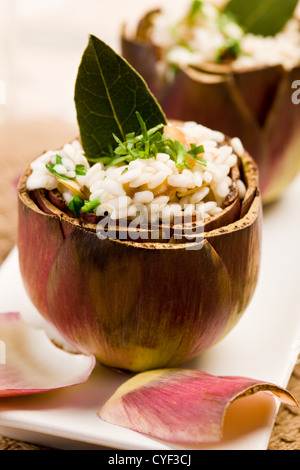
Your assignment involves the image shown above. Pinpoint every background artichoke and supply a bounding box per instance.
[121,4,300,204]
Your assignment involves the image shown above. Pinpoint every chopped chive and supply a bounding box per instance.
[102,113,206,169]
[68,195,100,217]
[135,111,148,141]
[68,194,84,217]
[75,164,87,176]
[81,199,101,213]
[187,144,207,166]
[55,154,62,165]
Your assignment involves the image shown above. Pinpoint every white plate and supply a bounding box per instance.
[0,175,300,450]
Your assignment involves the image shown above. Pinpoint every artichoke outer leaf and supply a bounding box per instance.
[207,194,262,337]
[0,313,95,397]
[98,368,298,444]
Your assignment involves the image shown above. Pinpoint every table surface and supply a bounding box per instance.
[0,0,300,450]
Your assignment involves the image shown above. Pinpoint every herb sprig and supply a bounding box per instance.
[93,112,206,170]
[68,195,101,217]
[48,113,207,218]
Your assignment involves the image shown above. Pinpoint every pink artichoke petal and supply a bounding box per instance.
[0,312,95,397]
[98,368,298,444]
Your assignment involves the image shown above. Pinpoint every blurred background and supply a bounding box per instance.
[0,0,173,124]
[0,0,176,263]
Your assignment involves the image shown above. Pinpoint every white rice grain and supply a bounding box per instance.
[168,174,192,188]
[90,189,107,202]
[53,164,68,176]
[132,191,154,204]
[193,171,203,187]
[216,178,231,198]
[102,179,126,197]
[203,171,213,184]
[26,173,57,191]
[102,196,131,220]
[202,201,218,213]
[152,196,170,205]
[156,153,170,163]
[118,168,142,184]
[184,204,195,216]
[62,157,75,171]
[190,187,210,204]
[231,137,244,157]
[129,172,154,188]
[237,179,247,199]
[148,171,168,189]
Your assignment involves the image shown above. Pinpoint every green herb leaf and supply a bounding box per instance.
[68,195,100,217]
[165,140,206,169]
[68,195,84,217]
[81,199,101,213]
[75,35,167,163]
[166,139,189,168]
[55,154,62,165]
[224,0,298,37]
[99,112,207,169]
[75,164,87,176]
[187,144,207,166]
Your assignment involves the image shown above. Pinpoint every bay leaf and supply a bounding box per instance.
[75,35,167,161]
[224,0,298,37]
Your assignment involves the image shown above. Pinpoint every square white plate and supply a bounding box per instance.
[0,175,300,450]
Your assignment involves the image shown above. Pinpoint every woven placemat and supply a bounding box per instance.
[0,118,299,450]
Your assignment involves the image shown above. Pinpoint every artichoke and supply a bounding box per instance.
[121,4,300,204]
[18,129,261,372]
[17,35,262,373]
